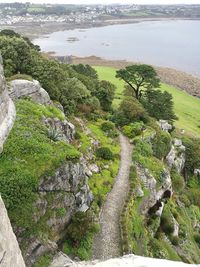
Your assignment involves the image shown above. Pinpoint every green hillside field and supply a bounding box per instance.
[94,66,200,138]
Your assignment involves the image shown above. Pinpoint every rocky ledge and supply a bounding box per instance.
[50,253,200,267]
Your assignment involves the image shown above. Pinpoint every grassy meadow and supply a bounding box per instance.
[94,66,200,138]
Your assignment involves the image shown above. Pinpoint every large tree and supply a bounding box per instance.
[142,89,177,122]
[116,64,160,100]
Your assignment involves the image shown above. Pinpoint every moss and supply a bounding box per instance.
[33,253,53,267]
[7,73,33,82]
[0,99,79,232]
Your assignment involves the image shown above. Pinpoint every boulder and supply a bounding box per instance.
[8,79,50,104]
[158,120,172,132]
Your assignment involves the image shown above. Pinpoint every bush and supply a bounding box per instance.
[113,97,149,126]
[152,131,171,159]
[96,147,114,160]
[134,140,153,157]
[161,208,174,235]
[170,236,179,246]
[122,122,144,139]
[171,168,185,192]
[194,233,200,246]
[182,137,200,175]
[101,121,115,132]
[100,121,118,138]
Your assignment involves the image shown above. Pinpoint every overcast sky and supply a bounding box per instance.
[2,0,200,5]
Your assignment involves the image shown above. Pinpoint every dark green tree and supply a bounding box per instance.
[95,80,116,111]
[113,97,148,126]
[142,89,177,122]
[116,64,160,100]
[72,64,98,79]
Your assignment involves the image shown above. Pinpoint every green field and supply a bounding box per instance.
[94,66,200,137]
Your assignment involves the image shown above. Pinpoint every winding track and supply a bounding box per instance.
[92,133,133,260]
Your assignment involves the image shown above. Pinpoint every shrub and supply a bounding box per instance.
[182,137,200,175]
[122,122,144,139]
[171,168,185,192]
[161,208,174,235]
[96,147,114,160]
[194,233,200,246]
[134,140,153,157]
[101,121,115,132]
[113,97,149,126]
[170,236,179,246]
[152,131,171,159]
[101,121,118,138]
[187,188,200,207]
[47,126,62,142]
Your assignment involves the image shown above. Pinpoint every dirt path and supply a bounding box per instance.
[92,133,133,260]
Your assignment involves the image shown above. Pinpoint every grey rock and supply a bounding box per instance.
[158,120,172,132]
[50,254,200,267]
[194,169,200,176]
[166,139,186,174]
[8,79,50,104]
[0,56,16,153]
[136,164,172,215]
[0,196,26,267]
[135,186,144,198]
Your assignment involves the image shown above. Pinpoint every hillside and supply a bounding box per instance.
[0,30,200,267]
[94,66,200,138]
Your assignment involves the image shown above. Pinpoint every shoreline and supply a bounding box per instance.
[1,16,200,40]
[69,56,200,99]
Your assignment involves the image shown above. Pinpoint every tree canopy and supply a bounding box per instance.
[142,89,178,122]
[116,64,160,100]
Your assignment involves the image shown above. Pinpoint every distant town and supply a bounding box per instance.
[1,3,200,25]
[0,3,200,38]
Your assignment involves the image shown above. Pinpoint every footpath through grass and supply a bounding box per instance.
[94,66,200,138]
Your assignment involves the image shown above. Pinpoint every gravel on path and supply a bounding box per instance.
[92,133,133,260]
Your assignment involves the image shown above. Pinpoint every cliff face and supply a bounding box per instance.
[0,196,26,267]
[0,55,16,153]
[22,161,93,266]
[0,57,25,267]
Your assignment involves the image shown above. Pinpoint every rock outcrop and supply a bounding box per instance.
[0,56,16,153]
[158,120,172,132]
[136,164,172,216]
[50,253,200,267]
[8,79,50,104]
[0,196,26,267]
[166,139,186,173]
[0,56,25,267]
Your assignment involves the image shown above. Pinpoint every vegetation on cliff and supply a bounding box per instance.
[0,29,200,266]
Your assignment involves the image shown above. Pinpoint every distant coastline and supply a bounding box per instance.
[1,16,200,40]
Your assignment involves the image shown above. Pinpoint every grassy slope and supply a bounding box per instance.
[94,66,200,138]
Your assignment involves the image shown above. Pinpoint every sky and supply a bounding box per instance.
[1,0,200,5]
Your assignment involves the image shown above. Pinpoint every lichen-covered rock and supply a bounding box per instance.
[166,139,185,173]
[0,56,16,153]
[8,79,50,104]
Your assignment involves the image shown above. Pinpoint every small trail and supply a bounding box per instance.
[92,133,133,260]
